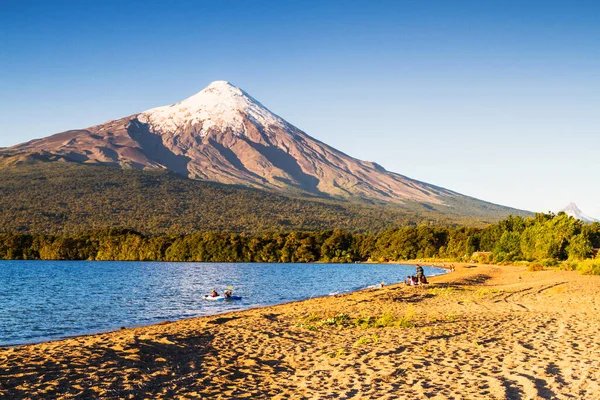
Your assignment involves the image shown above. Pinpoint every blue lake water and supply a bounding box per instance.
[0,261,445,346]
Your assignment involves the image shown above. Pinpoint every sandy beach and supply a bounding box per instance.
[1,263,599,399]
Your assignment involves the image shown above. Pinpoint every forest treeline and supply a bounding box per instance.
[2,213,599,271]
[0,157,526,235]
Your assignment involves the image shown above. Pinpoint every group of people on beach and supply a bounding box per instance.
[405,264,429,286]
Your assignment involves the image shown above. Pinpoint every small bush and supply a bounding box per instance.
[296,313,351,330]
[354,316,372,329]
[428,286,457,296]
[541,258,559,267]
[577,259,600,275]
[353,336,371,346]
[374,311,396,328]
[560,261,578,271]
[445,313,457,321]
[372,308,415,328]
[475,254,491,264]
[396,317,415,328]
[299,310,415,331]
[352,334,379,347]
[304,312,322,323]
[528,263,544,272]
[327,348,349,358]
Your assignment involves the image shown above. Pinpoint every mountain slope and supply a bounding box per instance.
[0,155,525,235]
[3,81,514,215]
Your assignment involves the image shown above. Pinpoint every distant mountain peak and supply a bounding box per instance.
[189,80,244,102]
[206,79,233,87]
[138,80,285,138]
[561,203,598,223]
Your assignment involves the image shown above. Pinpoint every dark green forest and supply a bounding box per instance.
[2,213,599,274]
[2,156,597,274]
[0,156,526,235]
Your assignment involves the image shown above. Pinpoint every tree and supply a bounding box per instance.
[566,234,593,260]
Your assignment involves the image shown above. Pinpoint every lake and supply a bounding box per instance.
[0,261,445,346]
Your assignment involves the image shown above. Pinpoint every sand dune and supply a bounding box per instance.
[1,264,599,399]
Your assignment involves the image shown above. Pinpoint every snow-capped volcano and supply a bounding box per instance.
[2,80,516,212]
[561,203,598,223]
[139,81,287,138]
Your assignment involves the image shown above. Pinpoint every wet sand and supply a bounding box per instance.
[1,263,599,399]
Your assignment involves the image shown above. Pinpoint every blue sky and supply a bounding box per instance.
[1,0,599,217]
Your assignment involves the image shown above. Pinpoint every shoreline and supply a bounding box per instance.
[1,263,448,349]
[3,262,599,398]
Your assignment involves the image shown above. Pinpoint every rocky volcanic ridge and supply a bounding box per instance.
[6,81,461,205]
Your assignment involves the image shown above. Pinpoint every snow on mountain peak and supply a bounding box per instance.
[563,202,581,213]
[202,80,242,92]
[206,80,233,87]
[138,81,286,137]
[560,202,598,223]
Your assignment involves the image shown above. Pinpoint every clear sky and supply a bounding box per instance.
[1,0,599,217]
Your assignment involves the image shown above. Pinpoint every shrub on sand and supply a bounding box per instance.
[352,334,380,347]
[298,310,415,331]
[541,258,559,267]
[560,261,578,271]
[373,308,415,328]
[576,259,600,275]
[374,311,396,328]
[528,263,544,272]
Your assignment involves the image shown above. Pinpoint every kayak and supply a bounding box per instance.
[204,295,242,301]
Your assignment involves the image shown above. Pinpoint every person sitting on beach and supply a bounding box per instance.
[405,276,412,286]
[211,289,219,297]
[418,274,429,285]
[415,265,424,282]
[416,265,424,274]
[411,276,419,286]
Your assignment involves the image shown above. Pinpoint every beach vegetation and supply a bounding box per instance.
[374,311,396,328]
[353,316,372,329]
[541,258,559,267]
[575,259,600,275]
[297,310,414,331]
[320,314,351,326]
[566,234,593,260]
[353,334,380,347]
[527,262,544,272]
[296,313,351,330]
[353,336,370,347]
[428,286,458,297]
[445,314,457,321]
[560,261,578,271]
[327,348,349,358]
[304,313,322,323]
[369,309,414,328]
